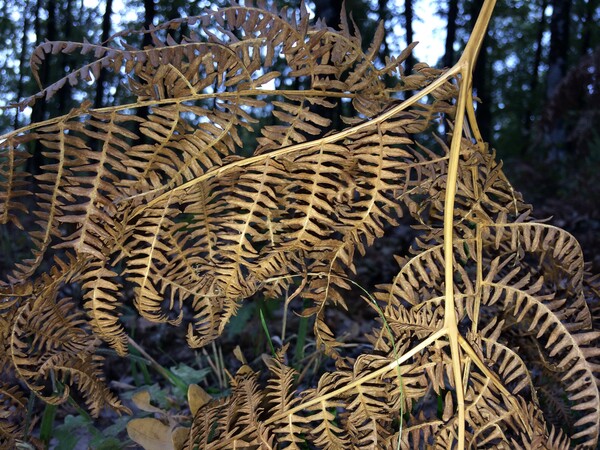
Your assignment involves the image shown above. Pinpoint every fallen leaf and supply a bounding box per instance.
[172,426,189,450]
[187,384,212,416]
[127,417,175,450]
[131,390,164,414]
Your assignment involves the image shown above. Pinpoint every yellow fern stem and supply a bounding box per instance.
[442,1,497,447]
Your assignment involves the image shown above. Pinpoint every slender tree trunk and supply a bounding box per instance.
[579,0,597,56]
[443,0,458,69]
[522,0,548,148]
[404,0,415,75]
[31,0,56,106]
[470,0,492,143]
[58,0,73,114]
[142,0,156,48]
[311,0,344,130]
[165,0,187,40]
[137,0,156,141]
[14,0,31,129]
[377,0,391,63]
[313,0,343,29]
[544,0,571,160]
[29,0,57,174]
[94,0,114,109]
[529,0,547,106]
[546,0,570,97]
[377,0,394,88]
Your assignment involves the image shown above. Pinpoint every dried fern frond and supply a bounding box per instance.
[0,383,31,449]
[1,0,599,448]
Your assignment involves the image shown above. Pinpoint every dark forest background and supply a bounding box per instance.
[0,0,599,267]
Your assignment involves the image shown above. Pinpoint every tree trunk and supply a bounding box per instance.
[142,0,156,48]
[57,0,73,114]
[544,0,571,160]
[29,0,57,174]
[443,0,458,68]
[377,0,394,88]
[579,0,597,56]
[94,0,114,109]
[377,0,391,63]
[314,0,343,29]
[404,0,415,75]
[137,0,156,141]
[311,0,344,131]
[546,0,570,97]
[14,0,31,129]
[442,0,459,136]
[522,0,548,146]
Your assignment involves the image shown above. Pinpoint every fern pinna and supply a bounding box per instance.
[0,0,599,448]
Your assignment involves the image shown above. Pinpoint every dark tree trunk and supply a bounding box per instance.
[522,0,548,145]
[546,0,571,97]
[314,0,343,29]
[377,0,394,88]
[142,0,156,49]
[469,0,491,143]
[377,0,391,63]
[57,0,73,114]
[579,0,597,56]
[529,0,548,105]
[443,0,459,68]
[29,0,57,174]
[137,0,156,139]
[404,0,415,75]
[31,0,56,108]
[311,0,344,131]
[544,0,571,159]
[94,0,114,109]
[14,0,31,129]
[165,0,187,40]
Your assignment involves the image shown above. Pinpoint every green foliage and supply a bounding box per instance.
[53,414,127,450]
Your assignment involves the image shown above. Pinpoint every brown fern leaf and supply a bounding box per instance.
[9,293,127,416]
[302,372,352,449]
[0,142,30,231]
[185,400,227,449]
[49,352,130,417]
[470,319,536,397]
[220,367,268,447]
[376,239,476,309]
[485,220,592,332]
[370,300,445,352]
[187,365,267,449]
[258,97,334,152]
[342,354,404,447]
[263,349,307,449]
[124,195,189,325]
[21,41,126,109]
[487,221,586,290]
[0,383,29,449]
[76,260,128,355]
[395,416,445,449]
[481,259,600,446]
[122,103,249,199]
[463,371,532,446]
